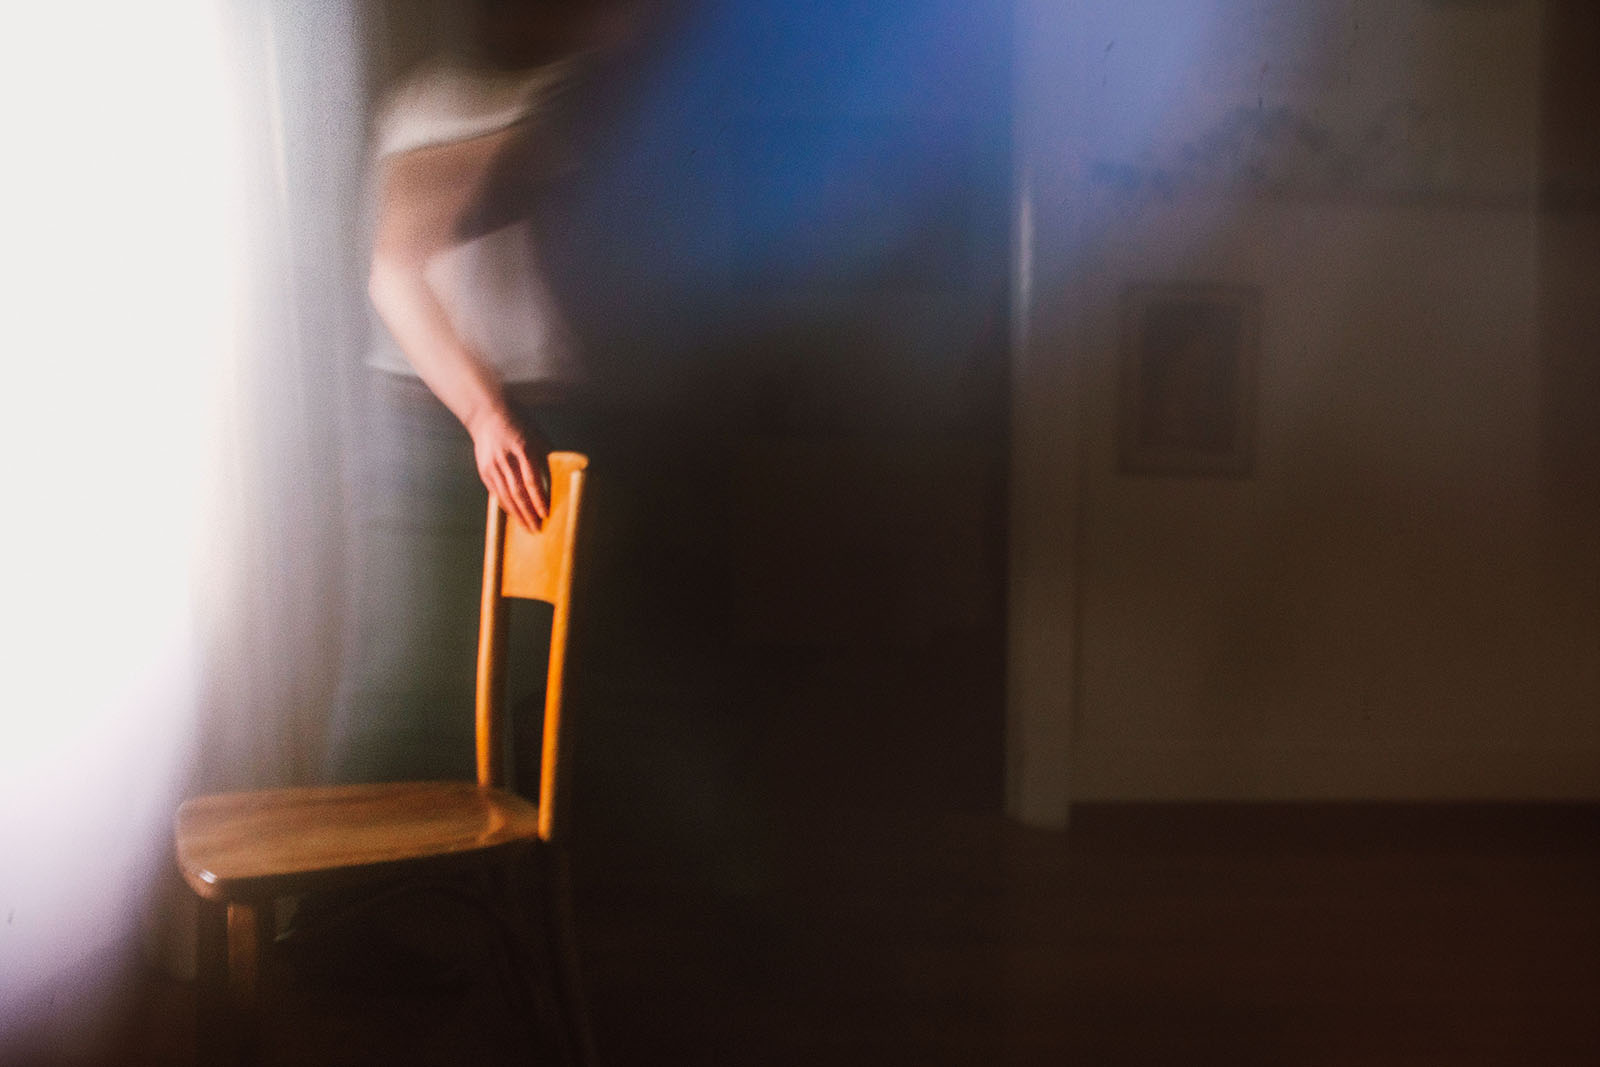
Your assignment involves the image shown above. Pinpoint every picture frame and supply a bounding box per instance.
[1118,282,1260,477]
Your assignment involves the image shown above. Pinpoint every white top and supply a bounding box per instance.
[366,61,583,387]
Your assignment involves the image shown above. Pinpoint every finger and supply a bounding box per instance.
[523,450,550,522]
[498,453,542,531]
[499,454,539,530]
[531,450,552,519]
[481,463,520,527]
[507,447,549,525]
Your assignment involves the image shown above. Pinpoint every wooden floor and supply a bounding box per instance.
[577,803,1600,1067]
[48,802,1600,1065]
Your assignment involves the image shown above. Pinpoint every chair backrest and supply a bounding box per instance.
[475,451,588,842]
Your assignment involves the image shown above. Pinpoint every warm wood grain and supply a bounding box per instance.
[536,456,584,843]
[475,500,510,788]
[477,450,587,813]
[196,898,270,1064]
[174,782,541,902]
[500,451,588,604]
[174,450,592,1064]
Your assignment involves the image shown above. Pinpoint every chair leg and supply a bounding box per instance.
[542,847,600,1067]
[196,898,269,1066]
[494,845,599,1065]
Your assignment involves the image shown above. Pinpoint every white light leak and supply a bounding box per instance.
[0,0,241,1032]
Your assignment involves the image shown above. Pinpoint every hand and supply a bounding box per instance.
[467,406,550,531]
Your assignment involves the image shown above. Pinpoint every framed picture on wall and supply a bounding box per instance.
[1118,282,1260,477]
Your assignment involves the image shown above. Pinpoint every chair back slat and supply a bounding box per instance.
[473,451,588,842]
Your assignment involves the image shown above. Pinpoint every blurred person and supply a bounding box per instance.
[331,0,646,786]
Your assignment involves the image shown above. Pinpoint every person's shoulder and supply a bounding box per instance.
[374,62,489,157]
[374,60,581,160]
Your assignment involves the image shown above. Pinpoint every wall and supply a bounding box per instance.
[1010,0,1600,815]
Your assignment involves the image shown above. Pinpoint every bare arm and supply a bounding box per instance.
[369,127,550,529]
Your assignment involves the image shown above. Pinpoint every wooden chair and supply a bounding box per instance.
[175,452,595,1065]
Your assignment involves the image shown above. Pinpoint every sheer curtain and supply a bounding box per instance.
[0,0,367,1051]
[194,0,367,795]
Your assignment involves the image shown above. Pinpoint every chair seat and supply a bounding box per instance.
[175,781,543,902]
